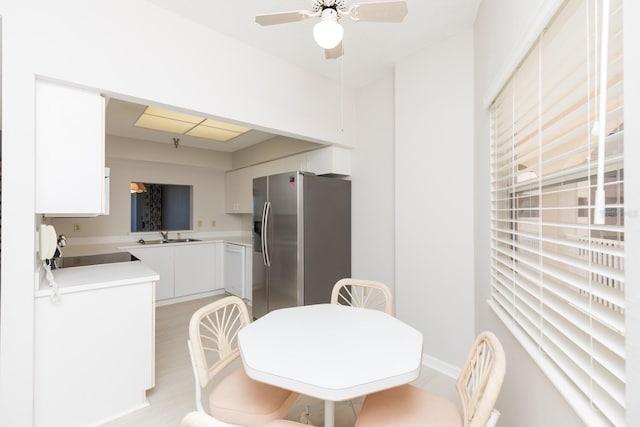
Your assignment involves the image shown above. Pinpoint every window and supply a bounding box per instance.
[489,1,624,425]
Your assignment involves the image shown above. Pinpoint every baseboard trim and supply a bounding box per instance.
[93,400,150,426]
[422,353,461,379]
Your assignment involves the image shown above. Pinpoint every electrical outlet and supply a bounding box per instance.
[73,223,80,232]
[211,220,216,227]
[197,219,202,228]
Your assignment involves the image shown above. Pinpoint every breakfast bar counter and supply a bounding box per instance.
[34,261,159,427]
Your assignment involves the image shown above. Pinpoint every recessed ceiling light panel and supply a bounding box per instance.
[133,105,252,142]
[134,114,196,134]
[186,125,240,142]
[202,119,251,134]
[144,106,203,124]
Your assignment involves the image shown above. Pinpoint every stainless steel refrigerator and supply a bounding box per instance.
[252,171,351,319]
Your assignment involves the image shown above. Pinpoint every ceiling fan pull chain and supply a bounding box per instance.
[341,46,344,132]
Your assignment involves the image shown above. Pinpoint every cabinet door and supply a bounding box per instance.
[267,151,309,174]
[225,164,268,214]
[34,282,154,426]
[225,167,253,214]
[223,243,245,298]
[174,244,216,297]
[307,146,351,175]
[128,247,174,301]
[35,79,107,216]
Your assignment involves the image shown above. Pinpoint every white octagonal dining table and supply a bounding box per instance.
[238,303,424,427]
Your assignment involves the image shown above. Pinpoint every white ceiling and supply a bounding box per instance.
[108,0,481,151]
[147,0,481,88]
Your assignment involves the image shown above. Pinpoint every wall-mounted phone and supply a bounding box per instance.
[38,224,58,261]
[38,224,62,301]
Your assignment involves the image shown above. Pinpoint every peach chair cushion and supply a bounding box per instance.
[262,420,307,426]
[179,411,223,427]
[354,384,463,427]
[209,366,299,427]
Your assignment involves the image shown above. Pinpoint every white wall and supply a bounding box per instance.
[394,30,475,368]
[474,0,640,425]
[351,70,396,289]
[0,1,356,424]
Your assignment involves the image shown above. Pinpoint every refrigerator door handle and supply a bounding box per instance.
[263,201,272,267]
[261,201,269,267]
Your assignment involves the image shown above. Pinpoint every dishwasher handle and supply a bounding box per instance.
[225,244,244,253]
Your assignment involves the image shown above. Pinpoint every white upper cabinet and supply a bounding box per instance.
[306,145,351,176]
[225,163,268,214]
[35,79,107,216]
[225,146,351,214]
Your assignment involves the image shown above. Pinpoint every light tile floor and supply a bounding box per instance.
[102,295,458,427]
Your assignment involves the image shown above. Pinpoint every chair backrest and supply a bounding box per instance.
[455,331,506,427]
[331,278,394,315]
[188,295,251,390]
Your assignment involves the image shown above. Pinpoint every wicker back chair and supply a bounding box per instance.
[187,296,298,426]
[354,331,506,427]
[331,278,393,315]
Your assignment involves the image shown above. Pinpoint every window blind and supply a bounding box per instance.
[489,1,624,425]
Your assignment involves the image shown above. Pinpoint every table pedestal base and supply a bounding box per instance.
[324,400,335,427]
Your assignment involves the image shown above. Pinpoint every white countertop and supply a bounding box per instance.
[61,234,252,257]
[36,261,160,298]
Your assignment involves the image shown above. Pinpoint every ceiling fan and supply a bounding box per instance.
[255,0,408,59]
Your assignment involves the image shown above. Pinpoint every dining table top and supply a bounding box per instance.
[237,303,424,402]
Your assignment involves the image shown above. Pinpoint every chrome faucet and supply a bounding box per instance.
[160,231,169,241]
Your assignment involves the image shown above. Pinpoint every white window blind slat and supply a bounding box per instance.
[490,301,619,427]
[493,245,625,310]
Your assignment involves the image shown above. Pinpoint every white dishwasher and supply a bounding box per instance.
[223,243,245,298]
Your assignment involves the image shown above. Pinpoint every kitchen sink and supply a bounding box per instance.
[137,239,168,244]
[137,238,201,245]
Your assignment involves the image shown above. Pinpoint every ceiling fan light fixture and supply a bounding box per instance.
[313,8,343,49]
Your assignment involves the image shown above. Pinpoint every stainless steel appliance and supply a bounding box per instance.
[57,252,140,268]
[252,171,351,319]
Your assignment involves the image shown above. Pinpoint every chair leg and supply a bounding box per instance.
[487,409,501,427]
[298,405,313,424]
[348,399,357,419]
[187,340,205,413]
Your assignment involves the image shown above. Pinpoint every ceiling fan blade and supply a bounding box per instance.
[348,1,408,23]
[325,42,344,59]
[255,10,313,26]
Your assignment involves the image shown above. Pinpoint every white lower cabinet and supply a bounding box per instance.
[128,246,174,301]
[126,242,219,302]
[174,243,217,297]
[34,278,154,427]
